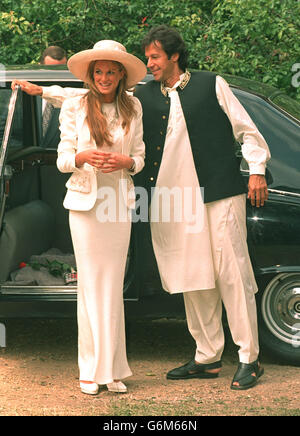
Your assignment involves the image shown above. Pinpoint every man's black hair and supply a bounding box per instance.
[142,25,188,71]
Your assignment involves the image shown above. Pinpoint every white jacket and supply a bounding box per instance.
[56,93,145,211]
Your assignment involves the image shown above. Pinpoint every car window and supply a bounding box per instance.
[271,94,300,121]
[232,88,300,194]
[0,88,23,150]
[34,95,61,149]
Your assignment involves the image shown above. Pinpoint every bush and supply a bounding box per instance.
[0,0,298,100]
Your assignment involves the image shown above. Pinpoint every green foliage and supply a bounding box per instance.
[0,0,299,100]
[194,0,300,100]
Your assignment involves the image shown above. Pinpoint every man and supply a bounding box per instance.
[40,46,67,65]
[12,26,270,390]
[134,25,270,390]
[40,46,67,147]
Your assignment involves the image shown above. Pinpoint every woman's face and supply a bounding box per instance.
[93,60,125,102]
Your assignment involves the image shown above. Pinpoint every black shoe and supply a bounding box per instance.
[231,359,264,390]
[166,359,222,380]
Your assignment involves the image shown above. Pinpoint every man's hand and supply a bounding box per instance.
[248,174,268,207]
[11,80,43,96]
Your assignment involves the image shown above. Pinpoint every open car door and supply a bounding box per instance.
[0,86,19,232]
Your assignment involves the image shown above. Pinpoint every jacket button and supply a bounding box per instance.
[157,146,161,151]
[162,115,166,120]
[150,177,154,181]
[154,162,158,166]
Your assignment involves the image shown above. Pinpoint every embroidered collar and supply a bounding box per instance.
[160,70,191,97]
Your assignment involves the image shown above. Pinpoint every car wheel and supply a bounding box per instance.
[258,273,300,365]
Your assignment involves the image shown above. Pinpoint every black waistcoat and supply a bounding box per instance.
[134,71,247,203]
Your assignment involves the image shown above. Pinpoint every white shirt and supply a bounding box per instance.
[149,74,270,293]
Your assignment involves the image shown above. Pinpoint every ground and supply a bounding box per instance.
[0,317,299,416]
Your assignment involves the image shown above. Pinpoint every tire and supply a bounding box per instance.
[258,273,300,366]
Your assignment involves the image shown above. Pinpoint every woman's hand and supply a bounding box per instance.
[75,150,133,172]
[100,152,134,173]
[75,150,109,168]
[11,80,43,96]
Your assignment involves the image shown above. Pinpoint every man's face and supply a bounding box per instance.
[145,41,178,83]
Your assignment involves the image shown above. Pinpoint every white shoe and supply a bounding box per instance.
[107,381,127,393]
[80,382,99,395]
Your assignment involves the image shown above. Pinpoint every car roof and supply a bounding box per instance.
[3,65,80,82]
[3,65,299,121]
[1,65,279,92]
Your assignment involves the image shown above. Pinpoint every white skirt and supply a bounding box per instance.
[69,170,132,385]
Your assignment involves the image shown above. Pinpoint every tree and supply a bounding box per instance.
[0,0,299,100]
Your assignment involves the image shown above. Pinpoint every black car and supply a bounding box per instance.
[0,65,300,365]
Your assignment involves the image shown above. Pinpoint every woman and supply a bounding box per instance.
[60,41,146,395]
[13,41,146,395]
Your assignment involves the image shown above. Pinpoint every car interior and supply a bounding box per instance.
[0,87,75,288]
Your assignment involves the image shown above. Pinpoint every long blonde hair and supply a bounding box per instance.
[83,60,137,147]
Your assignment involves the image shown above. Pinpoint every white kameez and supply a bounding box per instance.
[69,103,132,384]
[150,76,267,296]
[150,86,215,293]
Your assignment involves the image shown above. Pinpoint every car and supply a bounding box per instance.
[0,65,300,365]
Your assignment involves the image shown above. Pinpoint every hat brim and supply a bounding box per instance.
[68,48,147,88]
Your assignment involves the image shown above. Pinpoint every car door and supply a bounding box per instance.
[0,86,20,232]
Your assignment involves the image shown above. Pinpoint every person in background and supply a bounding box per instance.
[39,46,67,146]
[40,46,67,65]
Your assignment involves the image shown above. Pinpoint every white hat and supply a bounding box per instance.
[67,40,147,88]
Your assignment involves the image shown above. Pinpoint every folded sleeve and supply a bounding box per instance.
[216,76,271,175]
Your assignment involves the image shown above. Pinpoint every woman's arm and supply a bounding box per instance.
[126,97,145,175]
[11,80,87,108]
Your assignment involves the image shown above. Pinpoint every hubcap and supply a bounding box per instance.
[261,273,300,346]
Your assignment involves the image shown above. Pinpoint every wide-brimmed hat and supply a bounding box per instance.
[67,40,147,88]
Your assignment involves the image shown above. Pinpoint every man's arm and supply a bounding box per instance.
[216,76,270,207]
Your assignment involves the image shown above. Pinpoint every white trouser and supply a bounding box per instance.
[183,194,259,364]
